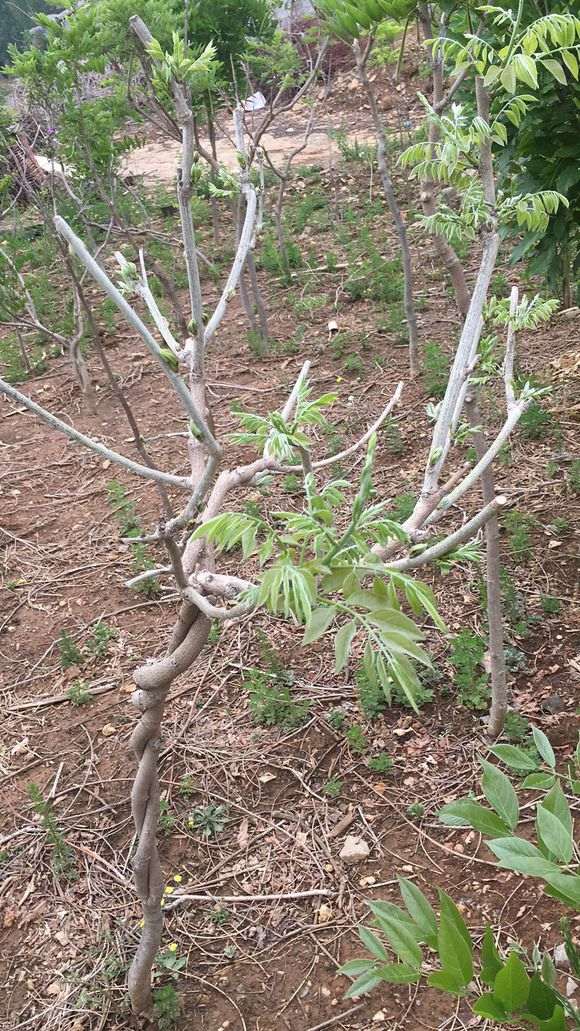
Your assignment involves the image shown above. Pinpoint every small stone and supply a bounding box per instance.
[46,982,62,997]
[316,903,333,924]
[339,835,370,865]
[359,876,376,887]
[554,943,571,969]
[372,1011,386,1022]
[542,694,564,713]
[321,986,331,998]
[566,977,576,998]
[101,724,116,737]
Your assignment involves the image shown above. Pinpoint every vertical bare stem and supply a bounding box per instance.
[418,5,470,316]
[353,41,419,377]
[464,392,508,738]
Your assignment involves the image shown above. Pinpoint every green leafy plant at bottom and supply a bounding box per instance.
[423,341,450,399]
[58,630,83,669]
[367,753,393,774]
[345,731,580,1026]
[152,984,181,1030]
[324,777,343,798]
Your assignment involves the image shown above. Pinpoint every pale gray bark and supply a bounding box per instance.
[465,392,508,739]
[353,41,419,377]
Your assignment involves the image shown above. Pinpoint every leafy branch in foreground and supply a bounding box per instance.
[192,430,446,711]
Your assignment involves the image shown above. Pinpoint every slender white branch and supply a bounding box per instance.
[435,401,529,515]
[281,360,311,421]
[54,216,219,454]
[0,378,191,489]
[421,233,499,499]
[204,187,258,346]
[313,383,403,469]
[137,250,181,355]
[504,285,519,412]
[389,495,507,571]
[126,566,171,587]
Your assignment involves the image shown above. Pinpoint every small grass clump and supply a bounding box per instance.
[423,341,450,399]
[244,669,309,729]
[504,510,534,564]
[188,804,229,838]
[449,629,489,710]
[346,724,368,754]
[323,777,343,798]
[518,400,557,440]
[541,594,561,615]
[367,753,393,774]
[67,680,92,706]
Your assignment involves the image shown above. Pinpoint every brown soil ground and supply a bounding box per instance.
[1,53,580,1031]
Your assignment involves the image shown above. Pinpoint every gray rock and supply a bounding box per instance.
[554,943,571,969]
[339,835,370,864]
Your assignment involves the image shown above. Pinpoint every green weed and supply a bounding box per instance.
[178,775,195,798]
[541,594,561,615]
[323,777,343,798]
[504,645,527,673]
[87,621,117,659]
[423,341,450,399]
[449,629,489,710]
[152,984,181,1030]
[158,800,175,835]
[343,352,364,375]
[58,631,83,669]
[244,669,309,729]
[28,782,76,879]
[188,804,229,838]
[367,753,393,774]
[519,401,557,440]
[327,708,347,731]
[406,803,425,820]
[346,725,368,754]
[281,473,302,494]
[503,510,534,564]
[382,417,405,455]
[66,680,91,706]
[389,492,416,523]
[107,480,160,594]
[569,460,580,493]
[503,711,530,743]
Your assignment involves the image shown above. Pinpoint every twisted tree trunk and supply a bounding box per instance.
[127,608,210,1016]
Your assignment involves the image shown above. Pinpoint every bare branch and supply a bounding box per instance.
[0,378,191,489]
[313,383,403,470]
[504,285,519,412]
[54,215,220,454]
[182,584,251,622]
[204,186,258,346]
[389,495,508,571]
[435,400,529,515]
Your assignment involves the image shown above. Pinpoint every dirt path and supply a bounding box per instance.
[125,118,375,181]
